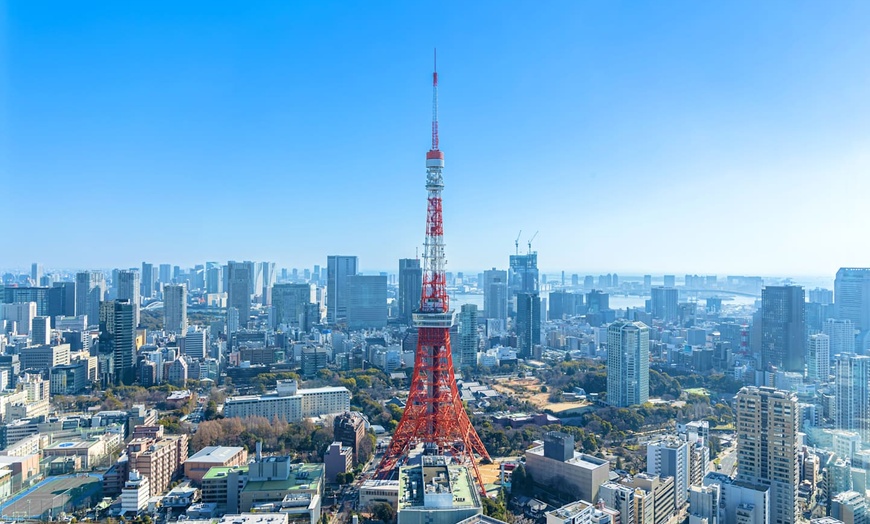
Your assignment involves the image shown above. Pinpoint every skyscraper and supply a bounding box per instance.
[735,386,798,524]
[509,253,538,315]
[825,318,856,356]
[272,283,316,332]
[117,269,141,328]
[806,333,830,383]
[260,261,276,306]
[346,275,387,329]
[76,271,106,328]
[141,262,154,298]
[99,299,136,386]
[650,286,679,324]
[326,256,358,324]
[48,282,76,322]
[31,263,43,284]
[483,268,508,321]
[227,261,252,330]
[205,263,222,294]
[163,284,188,333]
[457,304,479,370]
[398,258,423,323]
[834,354,870,443]
[158,264,172,285]
[516,293,541,358]
[761,285,806,373]
[606,320,650,407]
[835,268,870,334]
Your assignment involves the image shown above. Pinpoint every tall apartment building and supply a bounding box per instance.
[326,256,358,324]
[117,270,141,328]
[650,287,679,324]
[761,285,806,373]
[125,428,189,497]
[735,386,798,524]
[834,354,870,442]
[835,268,870,334]
[825,318,856,356]
[456,304,479,370]
[606,320,650,407]
[806,333,830,383]
[398,259,422,324]
[99,299,136,386]
[483,268,509,322]
[647,436,689,508]
[334,411,366,465]
[76,271,106,327]
[163,284,188,333]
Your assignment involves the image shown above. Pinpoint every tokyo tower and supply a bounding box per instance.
[376,57,492,493]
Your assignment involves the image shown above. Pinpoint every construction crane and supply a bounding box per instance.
[515,230,522,255]
[527,231,539,254]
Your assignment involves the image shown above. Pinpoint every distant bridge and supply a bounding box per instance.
[681,288,761,298]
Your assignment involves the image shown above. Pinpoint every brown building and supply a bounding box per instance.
[333,411,366,465]
[185,446,248,484]
[125,427,189,497]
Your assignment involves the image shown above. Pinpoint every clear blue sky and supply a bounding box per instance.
[3,2,870,276]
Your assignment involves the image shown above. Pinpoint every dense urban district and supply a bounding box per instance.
[0,258,864,524]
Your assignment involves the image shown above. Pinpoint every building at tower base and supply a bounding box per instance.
[397,456,482,524]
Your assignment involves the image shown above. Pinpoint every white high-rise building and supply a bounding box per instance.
[835,268,870,348]
[736,386,798,524]
[606,320,650,407]
[647,436,689,508]
[75,271,106,327]
[825,318,856,357]
[163,284,188,333]
[1,302,37,336]
[807,333,830,383]
[834,354,870,443]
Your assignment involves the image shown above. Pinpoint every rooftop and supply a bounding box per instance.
[548,501,592,520]
[187,446,245,464]
[219,513,288,524]
[398,456,479,511]
[202,465,249,481]
[242,463,323,493]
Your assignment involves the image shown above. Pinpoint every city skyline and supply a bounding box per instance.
[4,3,870,274]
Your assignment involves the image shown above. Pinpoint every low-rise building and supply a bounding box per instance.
[185,446,248,484]
[546,500,594,524]
[397,456,482,524]
[224,380,350,422]
[525,432,610,504]
[359,479,400,509]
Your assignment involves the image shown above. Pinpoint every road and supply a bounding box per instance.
[715,441,738,476]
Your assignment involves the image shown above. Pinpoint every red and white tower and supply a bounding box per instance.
[376,59,491,492]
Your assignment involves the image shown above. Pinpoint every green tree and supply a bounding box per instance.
[371,502,396,523]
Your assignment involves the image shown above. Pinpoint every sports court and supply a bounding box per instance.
[1,475,102,519]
